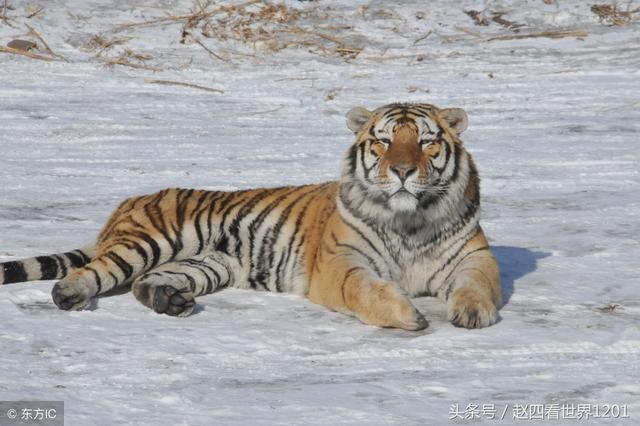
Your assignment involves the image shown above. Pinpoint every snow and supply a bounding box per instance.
[1,0,639,424]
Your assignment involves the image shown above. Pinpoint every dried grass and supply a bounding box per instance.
[110,0,362,60]
[591,3,640,26]
[598,303,623,313]
[111,0,262,33]
[102,50,161,72]
[465,9,525,31]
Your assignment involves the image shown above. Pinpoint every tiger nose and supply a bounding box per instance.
[390,165,417,182]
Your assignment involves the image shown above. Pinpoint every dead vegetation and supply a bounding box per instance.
[2,0,619,68]
[598,303,623,313]
[591,3,640,26]
[0,22,67,62]
[465,9,525,31]
[108,0,362,60]
[145,79,224,93]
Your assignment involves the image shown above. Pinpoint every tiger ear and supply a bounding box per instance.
[346,107,373,133]
[440,108,468,135]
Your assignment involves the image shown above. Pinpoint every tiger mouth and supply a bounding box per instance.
[391,188,417,198]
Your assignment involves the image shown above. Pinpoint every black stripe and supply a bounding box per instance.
[192,191,212,254]
[215,234,229,254]
[76,250,91,264]
[255,186,324,290]
[54,254,68,278]
[272,185,329,291]
[121,239,149,268]
[340,266,364,306]
[333,239,383,277]
[128,217,162,267]
[347,144,358,176]
[342,218,385,261]
[65,251,85,268]
[246,187,301,281]
[2,261,28,284]
[105,252,134,280]
[36,256,59,280]
[424,227,479,290]
[85,266,102,294]
[145,202,178,258]
[182,259,220,293]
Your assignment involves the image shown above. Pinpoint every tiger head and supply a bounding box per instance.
[340,103,475,223]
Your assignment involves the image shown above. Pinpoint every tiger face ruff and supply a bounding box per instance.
[0,103,501,330]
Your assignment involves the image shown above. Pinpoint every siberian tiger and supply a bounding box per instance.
[0,103,501,330]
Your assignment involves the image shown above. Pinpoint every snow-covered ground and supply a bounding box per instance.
[1,1,639,424]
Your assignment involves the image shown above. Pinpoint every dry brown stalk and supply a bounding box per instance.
[487,29,588,41]
[413,30,433,45]
[195,38,230,62]
[455,26,484,39]
[0,45,55,60]
[25,24,68,61]
[103,58,162,71]
[145,79,224,93]
[111,0,262,33]
[26,5,44,19]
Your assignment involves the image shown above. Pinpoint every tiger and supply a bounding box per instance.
[0,102,501,330]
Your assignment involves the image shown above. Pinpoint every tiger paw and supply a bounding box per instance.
[447,287,497,329]
[52,280,92,311]
[152,285,195,317]
[355,283,429,331]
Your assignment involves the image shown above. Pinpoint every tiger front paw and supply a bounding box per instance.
[447,287,497,329]
[355,283,429,331]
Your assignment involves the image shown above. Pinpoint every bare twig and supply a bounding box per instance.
[25,24,68,62]
[145,79,224,93]
[455,26,484,39]
[0,45,55,61]
[26,6,44,19]
[413,30,432,45]
[195,38,230,62]
[487,29,588,41]
[103,58,162,71]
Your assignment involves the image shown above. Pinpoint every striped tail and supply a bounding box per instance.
[0,244,95,285]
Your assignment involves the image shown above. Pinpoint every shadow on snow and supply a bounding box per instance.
[492,246,550,306]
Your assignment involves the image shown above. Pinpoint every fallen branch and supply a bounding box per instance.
[111,0,262,33]
[487,29,588,41]
[0,45,55,61]
[145,79,224,93]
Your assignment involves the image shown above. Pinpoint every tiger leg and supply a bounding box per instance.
[438,232,501,329]
[132,253,234,317]
[309,259,429,331]
[51,243,169,311]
